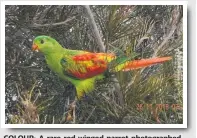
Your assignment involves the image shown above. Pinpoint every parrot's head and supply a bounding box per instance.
[32,35,63,54]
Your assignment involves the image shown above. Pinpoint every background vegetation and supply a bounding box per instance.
[5,5,183,124]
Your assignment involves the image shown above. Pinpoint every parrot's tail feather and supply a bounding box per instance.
[115,56,172,72]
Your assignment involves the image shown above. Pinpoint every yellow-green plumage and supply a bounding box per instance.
[32,35,172,99]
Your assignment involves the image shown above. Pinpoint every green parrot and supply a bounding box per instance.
[32,35,171,99]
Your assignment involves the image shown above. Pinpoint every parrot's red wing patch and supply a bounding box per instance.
[73,53,97,61]
[68,65,107,79]
[69,53,115,79]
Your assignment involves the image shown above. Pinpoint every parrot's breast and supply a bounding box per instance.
[45,53,67,80]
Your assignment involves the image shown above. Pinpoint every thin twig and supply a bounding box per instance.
[72,100,76,124]
[84,106,96,124]
[52,116,55,124]
[33,6,52,22]
[135,36,149,48]
[63,97,70,113]
[15,82,23,101]
[30,16,76,28]
[43,115,47,124]
[29,81,37,102]
[33,90,41,104]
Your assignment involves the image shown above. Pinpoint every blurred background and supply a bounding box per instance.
[5,5,183,124]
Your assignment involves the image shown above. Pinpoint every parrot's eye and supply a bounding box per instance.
[40,39,44,44]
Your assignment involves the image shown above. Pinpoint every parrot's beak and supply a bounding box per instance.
[32,43,39,52]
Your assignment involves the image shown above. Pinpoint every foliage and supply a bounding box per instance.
[5,5,183,124]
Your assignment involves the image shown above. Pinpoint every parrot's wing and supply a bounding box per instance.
[60,52,115,79]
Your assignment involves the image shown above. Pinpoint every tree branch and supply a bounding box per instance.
[83,5,124,106]
[83,5,105,52]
